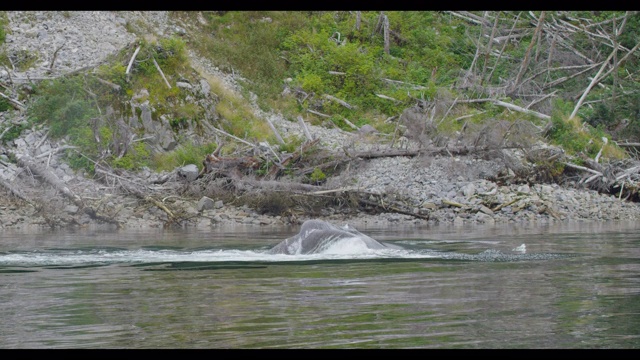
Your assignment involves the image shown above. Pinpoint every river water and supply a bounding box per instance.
[1,220,639,349]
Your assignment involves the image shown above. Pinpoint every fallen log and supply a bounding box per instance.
[94,166,177,225]
[0,91,25,110]
[13,153,119,225]
[323,94,355,110]
[152,56,172,89]
[357,197,430,220]
[125,45,141,81]
[0,177,33,205]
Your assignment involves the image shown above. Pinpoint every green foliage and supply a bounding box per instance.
[300,72,324,93]
[0,122,29,144]
[0,97,9,112]
[193,11,465,129]
[308,167,326,184]
[546,99,620,158]
[278,134,305,153]
[65,126,103,173]
[150,141,219,172]
[0,12,7,44]
[110,142,150,170]
[96,63,129,92]
[28,76,98,138]
[10,49,39,71]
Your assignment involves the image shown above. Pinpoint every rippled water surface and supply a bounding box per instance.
[1,221,639,348]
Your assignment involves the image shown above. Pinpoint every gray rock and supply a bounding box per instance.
[176,81,193,90]
[177,164,199,182]
[197,196,215,212]
[64,205,79,215]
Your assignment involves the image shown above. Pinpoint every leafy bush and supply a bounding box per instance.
[0,97,9,112]
[111,142,150,171]
[0,122,29,144]
[151,141,219,172]
[309,167,326,184]
[28,77,98,138]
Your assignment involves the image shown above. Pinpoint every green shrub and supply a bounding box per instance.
[0,97,9,112]
[28,77,98,138]
[110,141,150,171]
[151,141,219,172]
[309,167,326,184]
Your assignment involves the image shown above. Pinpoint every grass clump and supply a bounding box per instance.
[151,141,219,172]
[547,99,626,160]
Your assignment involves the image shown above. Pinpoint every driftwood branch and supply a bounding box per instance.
[210,126,255,148]
[0,177,33,205]
[266,118,285,145]
[307,109,331,118]
[125,45,141,81]
[49,42,66,72]
[512,11,545,91]
[0,91,26,110]
[570,47,618,119]
[16,154,84,207]
[0,125,13,141]
[381,78,427,90]
[95,77,122,91]
[457,98,550,120]
[376,94,401,103]
[323,94,355,110]
[340,116,359,130]
[297,116,314,141]
[152,56,172,89]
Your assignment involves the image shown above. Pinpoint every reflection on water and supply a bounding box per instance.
[0,221,639,348]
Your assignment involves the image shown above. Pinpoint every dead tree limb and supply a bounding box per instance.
[526,90,557,109]
[467,12,487,75]
[541,63,601,90]
[323,94,355,110]
[266,118,285,145]
[0,177,33,205]
[376,94,401,103]
[382,78,427,90]
[49,42,66,72]
[487,12,521,83]
[0,125,13,141]
[512,11,546,92]
[340,116,359,130]
[210,126,256,148]
[570,47,619,119]
[446,11,491,26]
[357,197,430,220]
[308,109,331,118]
[297,116,314,141]
[0,91,25,111]
[457,98,550,120]
[95,77,122,91]
[125,45,141,81]
[152,56,172,89]
[481,11,500,84]
[383,14,390,55]
[493,99,550,120]
[15,154,84,207]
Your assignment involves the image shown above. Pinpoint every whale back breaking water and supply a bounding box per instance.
[0,221,576,268]
[267,220,403,255]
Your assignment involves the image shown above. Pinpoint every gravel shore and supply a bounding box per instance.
[2,11,640,231]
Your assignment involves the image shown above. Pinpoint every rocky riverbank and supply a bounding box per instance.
[2,11,640,231]
[2,119,639,231]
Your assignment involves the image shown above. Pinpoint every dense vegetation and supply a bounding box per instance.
[3,11,640,175]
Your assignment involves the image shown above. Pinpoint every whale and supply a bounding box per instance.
[267,219,402,255]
